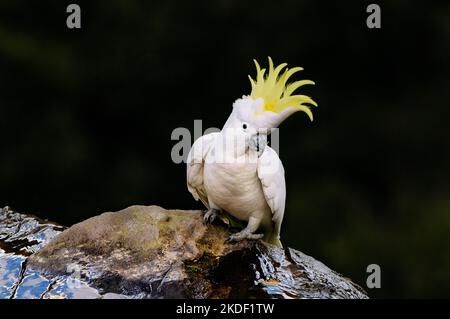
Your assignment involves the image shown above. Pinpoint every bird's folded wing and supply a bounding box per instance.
[257,146,286,235]
[186,132,219,208]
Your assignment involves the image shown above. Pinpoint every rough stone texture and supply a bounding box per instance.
[0,206,64,299]
[1,205,367,299]
[26,205,367,299]
[0,206,64,256]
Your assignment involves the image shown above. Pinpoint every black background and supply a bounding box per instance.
[1,0,449,298]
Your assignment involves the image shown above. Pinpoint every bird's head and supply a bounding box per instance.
[223,57,317,155]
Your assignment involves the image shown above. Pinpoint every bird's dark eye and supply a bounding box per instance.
[242,123,248,130]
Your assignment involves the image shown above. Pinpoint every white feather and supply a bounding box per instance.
[257,146,286,238]
[186,132,219,208]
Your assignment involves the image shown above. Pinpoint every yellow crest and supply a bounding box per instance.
[248,57,317,121]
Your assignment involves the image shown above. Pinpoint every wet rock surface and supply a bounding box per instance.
[1,205,367,299]
[0,206,65,298]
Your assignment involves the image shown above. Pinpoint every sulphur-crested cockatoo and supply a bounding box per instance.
[187,57,317,247]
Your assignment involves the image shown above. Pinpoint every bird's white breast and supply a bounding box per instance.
[203,147,271,223]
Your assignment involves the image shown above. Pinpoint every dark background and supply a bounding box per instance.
[1,0,449,298]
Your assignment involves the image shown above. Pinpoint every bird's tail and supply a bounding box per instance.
[264,231,283,248]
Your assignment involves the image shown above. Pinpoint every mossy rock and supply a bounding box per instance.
[27,205,367,299]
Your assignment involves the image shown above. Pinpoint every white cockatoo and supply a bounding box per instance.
[187,57,317,247]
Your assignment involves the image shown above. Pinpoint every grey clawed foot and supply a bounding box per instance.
[226,231,264,243]
[203,209,219,224]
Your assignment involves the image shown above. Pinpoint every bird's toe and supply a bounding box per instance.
[208,213,217,223]
[226,231,263,243]
[226,233,242,243]
[246,233,264,240]
[203,209,218,225]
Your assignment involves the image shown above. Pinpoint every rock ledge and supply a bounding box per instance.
[27,205,367,299]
